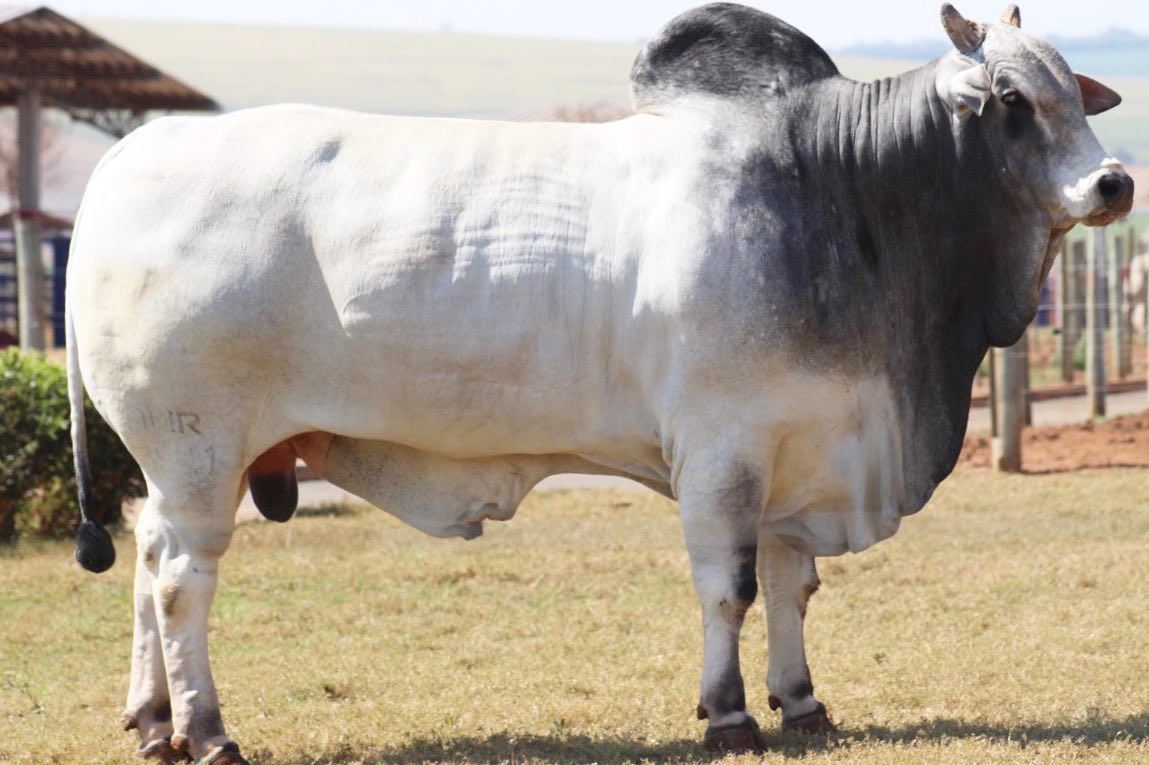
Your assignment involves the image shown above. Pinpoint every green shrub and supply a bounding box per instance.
[0,349,144,542]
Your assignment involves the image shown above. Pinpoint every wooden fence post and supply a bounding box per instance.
[1086,228,1107,418]
[1020,330,1032,426]
[1110,231,1126,378]
[1122,225,1135,378]
[1057,241,1073,383]
[991,341,1023,472]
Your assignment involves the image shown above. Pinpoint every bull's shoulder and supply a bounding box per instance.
[630,3,838,113]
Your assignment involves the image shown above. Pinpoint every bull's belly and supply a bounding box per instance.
[313,438,664,539]
[263,333,670,540]
[266,317,657,465]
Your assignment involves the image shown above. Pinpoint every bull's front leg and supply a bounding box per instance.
[679,467,767,753]
[758,533,835,733]
[134,495,248,765]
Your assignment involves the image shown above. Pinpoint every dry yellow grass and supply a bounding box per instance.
[2,470,1148,764]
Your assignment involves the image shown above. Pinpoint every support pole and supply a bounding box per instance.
[991,341,1023,472]
[1109,231,1126,378]
[1057,241,1073,383]
[14,83,44,351]
[1122,226,1135,378]
[1073,240,1086,359]
[1020,330,1032,426]
[1086,227,1106,418]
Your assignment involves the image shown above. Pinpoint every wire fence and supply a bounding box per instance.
[972,222,1149,396]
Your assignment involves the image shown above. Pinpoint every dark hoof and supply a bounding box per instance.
[703,717,766,753]
[199,743,249,765]
[782,702,837,735]
[139,737,192,763]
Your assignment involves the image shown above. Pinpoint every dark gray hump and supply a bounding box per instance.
[631,3,838,112]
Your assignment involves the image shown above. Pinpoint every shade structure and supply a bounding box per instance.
[0,206,70,231]
[0,5,218,112]
[0,5,217,349]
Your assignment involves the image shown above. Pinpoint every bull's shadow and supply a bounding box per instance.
[844,712,1149,748]
[779,712,1149,759]
[254,713,1149,763]
[250,733,700,764]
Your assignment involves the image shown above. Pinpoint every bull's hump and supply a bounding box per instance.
[630,3,838,113]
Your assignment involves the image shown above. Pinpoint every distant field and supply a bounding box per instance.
[83,19,1149,163]
[2,473,1148,764]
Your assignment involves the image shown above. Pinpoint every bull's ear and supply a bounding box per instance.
[1077,74,1121,115]
[944,63,992,120]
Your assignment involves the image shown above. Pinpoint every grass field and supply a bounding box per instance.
[2,471,1148,764]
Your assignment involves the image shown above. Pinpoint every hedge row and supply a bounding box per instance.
[0,348,143,541]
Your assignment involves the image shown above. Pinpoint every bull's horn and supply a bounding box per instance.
[941,4,987,54]
[1000,5,1021,27]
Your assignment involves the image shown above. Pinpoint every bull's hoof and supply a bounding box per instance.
[703,717,766,753]
[139,737,192,763]
[781,702,836,735]
[199,742,249,765]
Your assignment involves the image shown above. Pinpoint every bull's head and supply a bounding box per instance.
[937,3,1132,226]
[934,4,1133,343]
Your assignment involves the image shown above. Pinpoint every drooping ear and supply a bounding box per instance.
[944,63,992,120]
[1000,5,1021,27]
[1077,74,1122,115]
[941,4,987,54]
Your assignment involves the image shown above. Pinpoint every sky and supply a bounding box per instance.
[43,1,1149,49]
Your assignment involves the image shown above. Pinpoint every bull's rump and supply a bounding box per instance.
[69,105,675,464]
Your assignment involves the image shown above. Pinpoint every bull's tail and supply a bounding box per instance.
[67,291,116,573]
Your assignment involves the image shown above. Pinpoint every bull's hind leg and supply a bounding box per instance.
[758,533,835,733]
[123,501,179,761]
[132,459,250,765]
[679,464,767,753]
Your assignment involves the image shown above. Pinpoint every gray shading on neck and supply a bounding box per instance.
[630,4,1062,510]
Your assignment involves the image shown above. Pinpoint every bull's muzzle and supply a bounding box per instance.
[1085,169,1134,226]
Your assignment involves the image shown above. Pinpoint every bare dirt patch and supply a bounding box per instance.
[959,408,1149,473]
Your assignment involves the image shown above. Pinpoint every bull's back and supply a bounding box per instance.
[70,105,679,458]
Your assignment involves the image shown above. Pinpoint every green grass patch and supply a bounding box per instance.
[2,472,1148,763]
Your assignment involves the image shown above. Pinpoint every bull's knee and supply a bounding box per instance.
[717,545,759,620]
[796,557,820,618]
[248,441,298,522]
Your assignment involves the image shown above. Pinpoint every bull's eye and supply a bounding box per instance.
[999,88,1032,139]
[1001,90,1026,108]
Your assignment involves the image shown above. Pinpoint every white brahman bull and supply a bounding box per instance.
[67,4,1131,761]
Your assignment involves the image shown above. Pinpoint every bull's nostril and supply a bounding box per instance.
[1097,173,1124,200]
